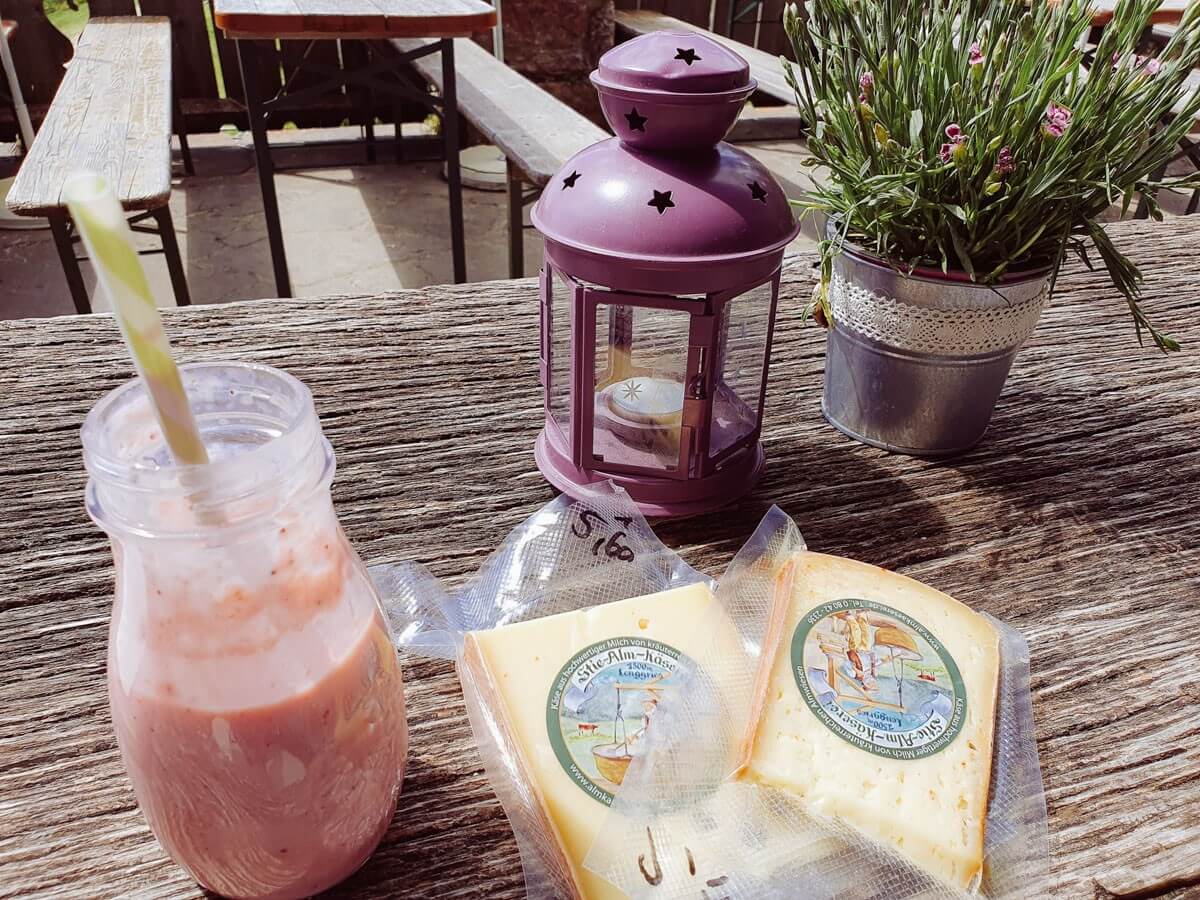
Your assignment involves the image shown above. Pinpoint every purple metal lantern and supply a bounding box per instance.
[530,31,799,517]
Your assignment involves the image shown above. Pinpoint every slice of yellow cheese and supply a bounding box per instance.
[736,552,1000,891]
[463,582,735,899]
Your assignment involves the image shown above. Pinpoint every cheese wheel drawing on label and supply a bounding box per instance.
[735,552,1001,892]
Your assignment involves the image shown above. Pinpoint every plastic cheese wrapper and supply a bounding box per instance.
[373,483,736,899]
[585,506,1050,899]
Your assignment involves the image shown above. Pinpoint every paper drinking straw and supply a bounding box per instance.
[63,172,208,466]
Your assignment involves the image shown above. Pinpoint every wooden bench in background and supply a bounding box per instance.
[615,9,803,120]
[5,17,191,314]
[394,36,606,279]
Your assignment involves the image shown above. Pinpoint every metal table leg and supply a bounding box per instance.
[506,158,523,279]
[173,82,194,176]
[440,38,466,284]
[47,212,90,314]
[236,39,293,298]
[153,206,192,307]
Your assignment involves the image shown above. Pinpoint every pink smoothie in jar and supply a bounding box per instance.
[84,363,408,899]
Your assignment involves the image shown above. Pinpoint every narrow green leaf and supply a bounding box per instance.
[909,108,923,147]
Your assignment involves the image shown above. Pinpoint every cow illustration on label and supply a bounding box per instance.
[546,637,682,804]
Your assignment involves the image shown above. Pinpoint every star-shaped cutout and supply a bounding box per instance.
[625,107,648,132]
[620,380,644,402]
[648,190,675,215]
[675,48,701,66]
[562,170,581,190]
[749,181,768,203]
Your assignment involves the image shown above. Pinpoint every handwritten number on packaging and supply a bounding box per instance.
[638,826,663,886]
[572,510,636,561]
[638,827,730,898]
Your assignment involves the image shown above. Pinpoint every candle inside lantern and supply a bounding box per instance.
[606,376,685,423]
[595,373,685,468]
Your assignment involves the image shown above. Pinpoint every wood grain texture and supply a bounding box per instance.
[139,0,221,102]
[615,8,795,104]
[213,0,497,40]
[1,217,1199,899]
[393,37,607,186]
[4,17,173,217]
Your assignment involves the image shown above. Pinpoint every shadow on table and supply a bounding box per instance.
[942,380,1198,517]
[654,437,953,574]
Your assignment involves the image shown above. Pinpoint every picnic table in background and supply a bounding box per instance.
[211,0,497,297]
[1,217,1198,897]
[1088,0,1191,25]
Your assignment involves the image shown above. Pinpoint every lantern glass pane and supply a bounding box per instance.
[548,269,573,440]
[592,302,689,472]
[710,280,773,459]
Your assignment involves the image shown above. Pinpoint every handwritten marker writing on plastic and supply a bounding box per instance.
[461,582,743,899]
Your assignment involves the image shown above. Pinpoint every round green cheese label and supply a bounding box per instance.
[790,599,967,759]
[546,636,682,805]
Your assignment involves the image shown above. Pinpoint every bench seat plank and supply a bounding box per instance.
[6,17,173,216]
[615,9,796,105]
[393,37,607,186]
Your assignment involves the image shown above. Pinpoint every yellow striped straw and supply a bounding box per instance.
[63,172,208,466]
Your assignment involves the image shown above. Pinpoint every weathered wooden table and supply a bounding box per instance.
[2,218,1198,898]
[212,0,497,296]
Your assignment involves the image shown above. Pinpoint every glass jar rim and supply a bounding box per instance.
[82,362,329,539]
[82,361,311,485]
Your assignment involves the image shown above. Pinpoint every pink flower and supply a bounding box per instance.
[994,146,1015,175]
[858,70,874,102]
[939,124,968,163]
[1042,102,1071,139]
[1112,52,1163,76]
[969,41,984,66]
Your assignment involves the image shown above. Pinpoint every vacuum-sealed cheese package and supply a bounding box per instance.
[375,483,739,899]
[586,506,1049,898]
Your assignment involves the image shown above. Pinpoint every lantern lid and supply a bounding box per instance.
[531,138,799,269]
[591,30,751,96]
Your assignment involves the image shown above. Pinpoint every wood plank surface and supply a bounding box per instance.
[139,0,221,102]
[2,218,1199,898]
[615,8,796,104]
[213,0,497,40]
[755,0,791,58]
[394,37,607,186]
[4,17,173,216]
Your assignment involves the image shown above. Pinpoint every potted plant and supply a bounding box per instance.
[785,0,1200,455]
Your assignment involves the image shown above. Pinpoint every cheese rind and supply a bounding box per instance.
[736,552,1000,891]
[463,582,734,900]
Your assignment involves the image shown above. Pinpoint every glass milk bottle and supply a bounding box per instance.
[82,362,408,900]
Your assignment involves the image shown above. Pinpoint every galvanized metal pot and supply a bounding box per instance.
[822,244,1052,457]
